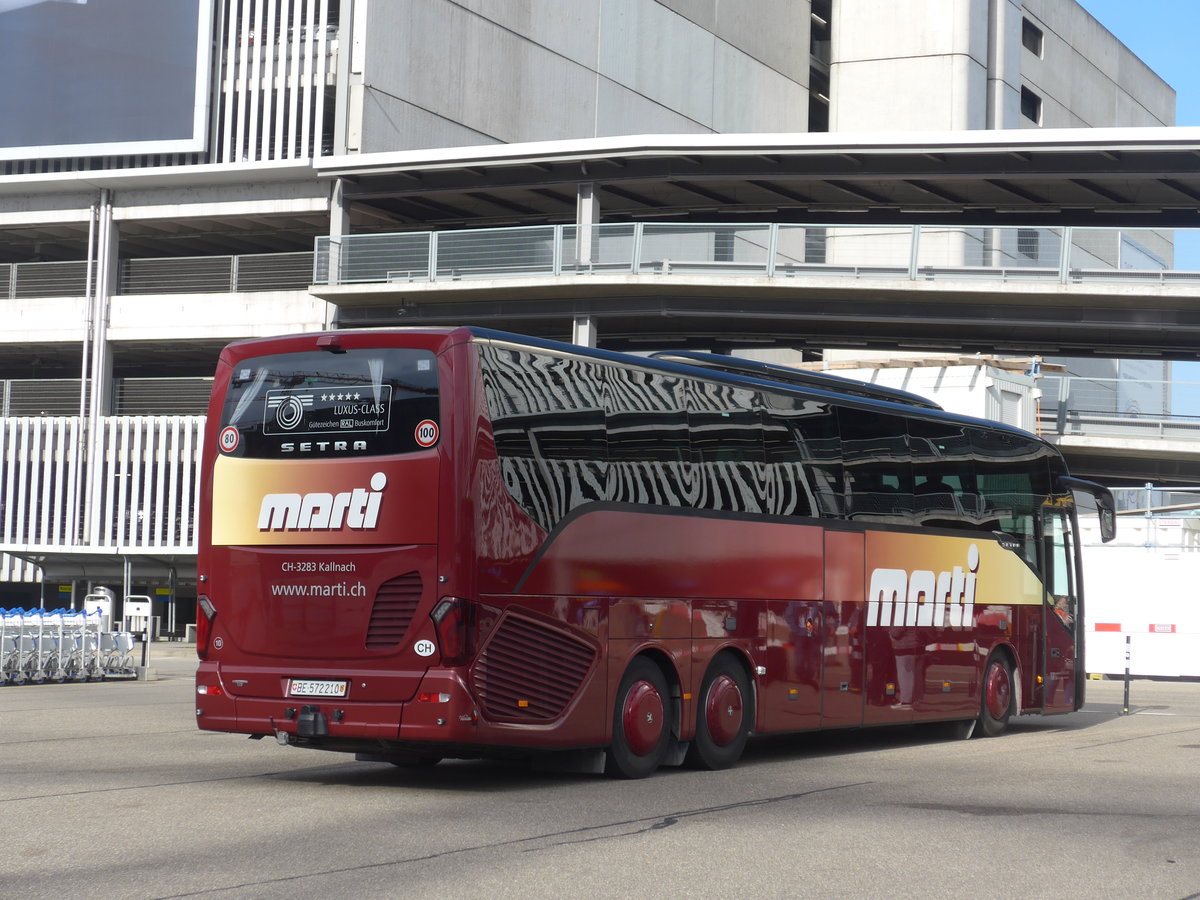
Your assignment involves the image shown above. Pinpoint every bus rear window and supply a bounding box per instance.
[219,348,439,458]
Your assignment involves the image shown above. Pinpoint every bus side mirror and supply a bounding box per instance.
[1059,475,1117,543]
[1097,503,1116,544]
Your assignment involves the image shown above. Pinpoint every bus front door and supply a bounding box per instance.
[1041,508,1079,714]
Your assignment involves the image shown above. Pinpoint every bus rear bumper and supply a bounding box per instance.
[193,664,481,746]
[194,665,594,753]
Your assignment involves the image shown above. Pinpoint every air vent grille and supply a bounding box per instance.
[365,573,421,649]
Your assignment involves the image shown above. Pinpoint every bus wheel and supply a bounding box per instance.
[606,657,672,779]
[687,655,753,770]
[979,653,1014,737]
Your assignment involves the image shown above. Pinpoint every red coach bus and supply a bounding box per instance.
[195,326,1115,777]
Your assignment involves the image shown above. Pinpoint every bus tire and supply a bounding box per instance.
[687,655,753,770]
[606,657,672,779]
[979,653,1014,737]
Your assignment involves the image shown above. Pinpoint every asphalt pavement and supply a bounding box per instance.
[1,659,1198,899]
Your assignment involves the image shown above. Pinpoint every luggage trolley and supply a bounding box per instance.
[1,609,25,685]
[20,609,54,684]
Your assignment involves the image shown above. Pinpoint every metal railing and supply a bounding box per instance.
[1,378,213,416]
[1038,376,1200,442]
[4,226,1192,298]
[0,252,314,299]
[120,252,313,294]
[313,223,1200,287]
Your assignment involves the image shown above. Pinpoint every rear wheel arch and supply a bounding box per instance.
[979,645,1019,737]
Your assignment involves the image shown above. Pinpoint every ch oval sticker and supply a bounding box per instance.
[415,419,439,448]
[413,639,436,657]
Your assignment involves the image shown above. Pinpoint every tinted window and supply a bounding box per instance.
[479,345,607,529]
[478,343,1068,541]
[220,349,438,459]
[840,408,912,523]
[973,429,1053,563]
[688,382,763,513]
[605,367,693,507]
[763,394,842,517]
[909,418,979,528]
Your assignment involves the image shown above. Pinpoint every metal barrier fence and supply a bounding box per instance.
[313,223,1199,287]
[1,608,136,684]
[0,415,203,550]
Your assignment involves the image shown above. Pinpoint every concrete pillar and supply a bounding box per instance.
[89,192,117,419]
[575,182,599,266]
[573,182,601,344]
[572,315,597,348]
[84,191,117,545]
[324,177,352,326]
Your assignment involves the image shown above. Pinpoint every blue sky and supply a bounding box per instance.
[1078,1,1199,126]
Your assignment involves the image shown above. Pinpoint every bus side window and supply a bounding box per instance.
[909,419,977,529]
[480,347,608,531]
[972,427,1052,564]
[604,367,693,508]
[839,408,912,525]
[687,382,764,514]
[761,395,841,519]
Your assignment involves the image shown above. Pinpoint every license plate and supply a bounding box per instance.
[288,679,348,698]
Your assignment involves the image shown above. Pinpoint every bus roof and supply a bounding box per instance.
[464,327,1051,448]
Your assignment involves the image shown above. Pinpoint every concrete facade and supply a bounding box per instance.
[831,0,1173,132]
[353,0,811,152]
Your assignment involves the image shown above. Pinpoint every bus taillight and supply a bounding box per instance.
[196,595,217,659]
[431,597,469,664]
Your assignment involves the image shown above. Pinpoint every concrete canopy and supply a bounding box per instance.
[317,127,1200,229]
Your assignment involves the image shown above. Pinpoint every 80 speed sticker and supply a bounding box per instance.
[219,425,240,453]
[415,419,439,447]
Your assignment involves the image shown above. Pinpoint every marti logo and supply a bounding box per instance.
[257,473,387,532]
[866,544,980,629]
